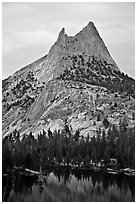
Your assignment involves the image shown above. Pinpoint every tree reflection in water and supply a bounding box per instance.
[3,169,135,202]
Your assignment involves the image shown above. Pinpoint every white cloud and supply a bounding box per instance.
[15,30,55,46]
[2,38,24,55]
[2,42,12,55]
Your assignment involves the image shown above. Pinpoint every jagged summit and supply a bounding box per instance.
[49,22,119,74]
[58,22,97,38]
[57,21,102,41]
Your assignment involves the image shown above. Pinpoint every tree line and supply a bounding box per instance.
[2,120,135,173]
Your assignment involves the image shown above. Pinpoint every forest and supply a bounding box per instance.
[2,119,135,174]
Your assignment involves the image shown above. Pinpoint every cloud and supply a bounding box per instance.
[2,42,12,55]
[15,30,55,46]
[2,2,33,18]
[2,38,24,55]
[3,29,56,56]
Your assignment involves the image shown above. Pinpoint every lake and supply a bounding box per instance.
[2,168,135,202]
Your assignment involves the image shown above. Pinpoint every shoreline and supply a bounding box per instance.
[3,165,135,177]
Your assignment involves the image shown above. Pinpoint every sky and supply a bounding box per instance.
[2,2,135,79]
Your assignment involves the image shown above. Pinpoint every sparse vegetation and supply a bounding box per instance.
[57,55,135,98]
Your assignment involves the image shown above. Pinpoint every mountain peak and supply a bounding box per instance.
[49,22,119,72]
[59,27,65,35]
[87,21,95,27]
[79,21,99,36]
[57,28,65,40]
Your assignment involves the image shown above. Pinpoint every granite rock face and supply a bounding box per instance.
[2,22,134,137]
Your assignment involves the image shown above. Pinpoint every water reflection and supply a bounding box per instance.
[3,168,135,202]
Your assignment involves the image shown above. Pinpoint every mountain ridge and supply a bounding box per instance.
[2,22,135,138]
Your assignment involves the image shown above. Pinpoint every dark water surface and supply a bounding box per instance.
[3,169,135,202]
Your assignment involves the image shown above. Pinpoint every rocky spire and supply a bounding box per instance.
[48,22,119,71]
[57,28,65,41]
